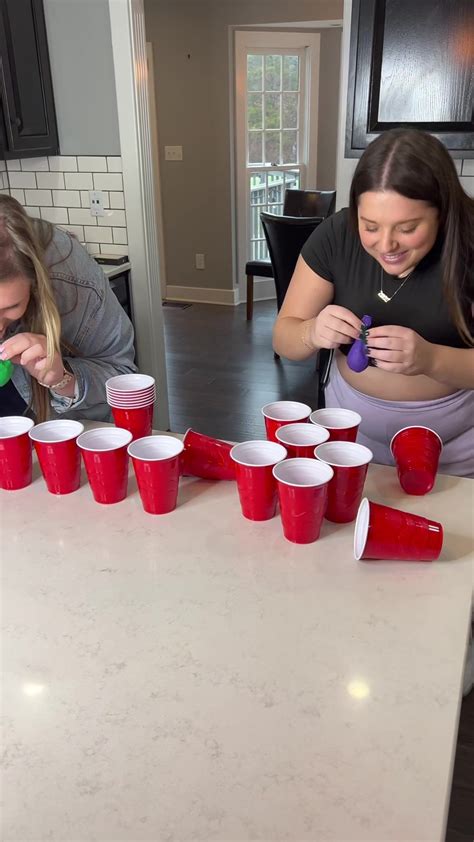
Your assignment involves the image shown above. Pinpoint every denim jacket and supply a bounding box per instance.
[11,228,136,420]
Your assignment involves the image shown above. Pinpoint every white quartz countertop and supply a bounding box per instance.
[100,261,131,278]
[2,429,473,842]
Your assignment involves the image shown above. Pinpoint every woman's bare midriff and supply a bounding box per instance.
[336,351,457,401]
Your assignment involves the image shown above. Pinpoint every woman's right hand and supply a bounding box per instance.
[308,305,362,349]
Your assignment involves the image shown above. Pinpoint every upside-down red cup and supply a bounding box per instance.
[273,458,334,544]
[390,426,442,495]
[112,405,154,441]
[182,428,235,480]
[354,498,443,562]
[128,435,184,514]
[276,422,329,458]
[77,427,133,504]
[261,401,312,443]
[310,408,361,442]
[314,441,373,523]
[230,440,287,521]
[0,416,35,490]
[29,420,84,495]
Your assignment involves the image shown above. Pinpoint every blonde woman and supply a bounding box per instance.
[0,195,136,422]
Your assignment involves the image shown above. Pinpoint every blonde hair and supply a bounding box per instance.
[0,195,62,422]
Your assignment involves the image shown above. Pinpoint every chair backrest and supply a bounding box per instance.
[260,212,323,311]
[283,189,336,218]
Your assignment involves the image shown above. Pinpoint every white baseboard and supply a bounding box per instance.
[165,285,239,306]
[248,277,276,302]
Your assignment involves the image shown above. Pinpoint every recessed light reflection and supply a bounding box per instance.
[347,679,370,700]
[22,682,46,697]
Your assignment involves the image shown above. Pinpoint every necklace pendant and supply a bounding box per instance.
[378,290,390,303]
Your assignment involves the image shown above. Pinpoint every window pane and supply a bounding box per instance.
[284,170,300,191]
[265,55,281,91]
[282,93,298,129]
[282,130,297,164]
[264,93,280,129]
[248,93,263,130]
[248,132,263,164]
[250,172,266,205]
[247,55,263,91]
[283,55,299,91]
[265,131,280,165]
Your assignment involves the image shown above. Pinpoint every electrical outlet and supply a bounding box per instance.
[195,253,205,270]
[89,191,106,217]
[165,145,183,161]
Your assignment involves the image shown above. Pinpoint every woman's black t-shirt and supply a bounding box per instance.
[300,208,469,353]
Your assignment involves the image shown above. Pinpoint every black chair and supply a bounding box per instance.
[260,211,332,407]
[245,188,336,320]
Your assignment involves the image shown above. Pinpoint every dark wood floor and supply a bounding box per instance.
[163,299,474,842]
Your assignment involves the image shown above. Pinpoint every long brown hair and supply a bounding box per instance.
[349,129,474,346]
[0,195,61,421]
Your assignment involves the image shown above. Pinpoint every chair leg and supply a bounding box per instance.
[246,274,254,320]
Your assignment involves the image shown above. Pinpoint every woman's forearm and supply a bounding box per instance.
[427,345,474,390]
[273,316,320,361]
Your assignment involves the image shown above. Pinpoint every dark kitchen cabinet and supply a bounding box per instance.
[0,0,58,158]
[346,0,474,157]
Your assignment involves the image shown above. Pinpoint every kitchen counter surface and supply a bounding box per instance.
[2,432,473,841]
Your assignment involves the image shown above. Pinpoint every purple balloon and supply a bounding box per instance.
[347,315,372,373]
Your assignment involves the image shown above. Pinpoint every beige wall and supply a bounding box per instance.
[144,0,343,293]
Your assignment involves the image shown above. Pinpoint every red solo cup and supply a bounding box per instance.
[112,404,154,440]
[354,498,443,562]
[262,401,312,443]
[77,427,133,504]
[276,422,329,458]
[29,420,84,495]
[230,440,287,521]
[273,458,334,544]
[310,408,361,442]
[128,435,184,514]
[314,441,373,523]
[0,416,35,490]
[182,428,235,480]
[106,373,155,393]
[390,426,443,495]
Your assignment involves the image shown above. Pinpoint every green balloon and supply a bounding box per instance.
[0,358,13,387]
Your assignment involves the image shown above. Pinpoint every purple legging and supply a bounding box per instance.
[325,361,474,478]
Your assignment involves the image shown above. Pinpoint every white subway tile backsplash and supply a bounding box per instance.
[81,190,109,208]
[25,189,53,206]
[8,171,36,189]
[84,225,113,243]
[93,172,122,191]
[0,172,6,189]
[84,242,101,255]
[49,156,78,172]
[6,159,21,171]
[10,189,25,203]
[53,189,81,207]
[113,227,128,245]
[107,157,122,172]
[99,243,128,256]
[40,206,69,224]
[61,224,84,239]
[20,156,49,172]
[78,156,107,172]
[68,207,96,225]
[36,171,65,190]
[65,172,93,190]
[0,160,6,172]
[24,206,40,217]
[0,189,11,196]
[459,176,474,197]
[108,191,124,209]
[98,209,126,227]
[462,160,474,176]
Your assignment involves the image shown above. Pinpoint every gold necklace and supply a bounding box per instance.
[378,266,415,303]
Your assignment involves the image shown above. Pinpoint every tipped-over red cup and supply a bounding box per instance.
[29,420,84,495]
[182,428,235,480]
[354,498,443,562]
[276,422,329,458]
[230,440,287,521]
[310,408,361,442]
[112,404,154,441]
[77,427,133,504]
[128,435,184,514]
[0,416,35,490]
[261,401,312,443]
[314,440,373,523]
[390,426,442,495]
[273,458,334,544]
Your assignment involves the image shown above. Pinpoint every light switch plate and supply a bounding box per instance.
[165,145,183,161]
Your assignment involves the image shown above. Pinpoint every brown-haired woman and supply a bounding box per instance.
[0,195,136,422]
[273,128,474,478]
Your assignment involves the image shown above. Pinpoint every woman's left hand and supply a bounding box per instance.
[367,326,434,376]
[0,332,65,386]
